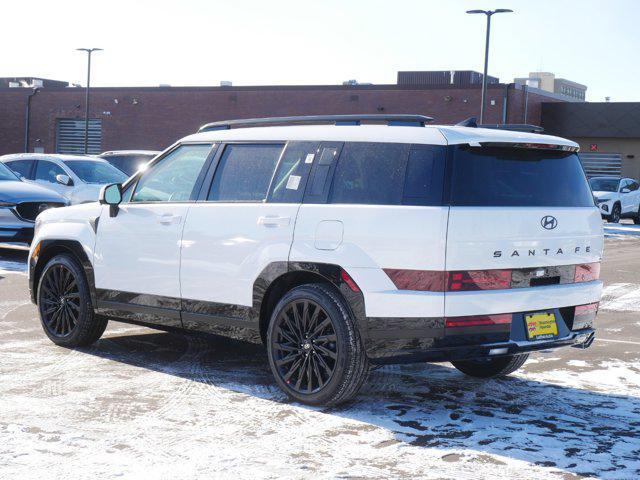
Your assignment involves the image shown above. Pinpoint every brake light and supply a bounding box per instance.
[447,269,511,291]
[445,313,512,328]
[574,263,600,282]
[340,269,361,293]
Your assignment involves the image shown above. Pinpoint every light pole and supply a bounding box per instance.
[466,9,512,124]
[76,48,102,154]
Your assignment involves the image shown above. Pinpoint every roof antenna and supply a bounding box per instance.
[456,117,478,128]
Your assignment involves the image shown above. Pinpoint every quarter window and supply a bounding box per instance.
[35,160,67,184]
[131,144,212,202]
[207,144,283,202]
[329,143,407,205]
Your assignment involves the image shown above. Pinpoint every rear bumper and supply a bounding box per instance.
[365,304,598,364]
[367,328,595,364]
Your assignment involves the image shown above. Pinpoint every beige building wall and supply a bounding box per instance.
[573,137,640,179]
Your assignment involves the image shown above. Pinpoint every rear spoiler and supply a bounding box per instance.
[456,117,544,133]
[473,142,579,152]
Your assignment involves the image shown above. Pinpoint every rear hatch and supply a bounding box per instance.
[444,143,603,317]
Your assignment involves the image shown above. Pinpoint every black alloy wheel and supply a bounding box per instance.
[271,299,338,394]
[267,284,369,406]
[37,254,108,347]
[40,263,81,337]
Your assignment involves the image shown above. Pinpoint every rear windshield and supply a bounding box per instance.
[64,160,128,184]
[450,146,594,207]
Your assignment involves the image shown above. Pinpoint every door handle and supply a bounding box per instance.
[158,214,182,225]
[257,215,290,227]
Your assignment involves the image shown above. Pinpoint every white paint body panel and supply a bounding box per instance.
[291,205,449,317]
[180,203,299,306]
[28,203,102,284]
[93,203,188,297]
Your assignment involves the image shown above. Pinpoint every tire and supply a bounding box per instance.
[37,254,107,347]
[634,206,640,225]
[267,283,369,406]
[451,354,529,378]
[609,203,621,223]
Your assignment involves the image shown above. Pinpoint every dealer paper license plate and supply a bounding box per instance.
[525,312,558,340]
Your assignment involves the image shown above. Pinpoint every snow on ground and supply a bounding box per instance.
[604,222,640,239]
[601,283,640,312]
[1,301,639,480]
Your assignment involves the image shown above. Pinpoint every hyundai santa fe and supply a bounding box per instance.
[27,115,603,406]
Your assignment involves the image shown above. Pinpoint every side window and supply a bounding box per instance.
[7,160,35,179]
[131,144,212,202]
[329,143,407,205]
[630,181,640,191]
[269,142,317,203]
[402,147,445,206]
[35,160,67,184]
[207,144,283,202]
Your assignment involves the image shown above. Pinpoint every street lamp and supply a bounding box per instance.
[466,9,513,124]
[76,48,103,154]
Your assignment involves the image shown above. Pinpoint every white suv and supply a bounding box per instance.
[1,154,128,205]
[589,176,640,224]
[28,115,603,406]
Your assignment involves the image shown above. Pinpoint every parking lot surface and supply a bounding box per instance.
[1,237,639,480]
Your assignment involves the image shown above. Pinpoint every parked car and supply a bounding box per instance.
[99,150,161,176]
[0,154,127,205]
[0,160,67,246]
[589,176,640,223]
[28,115,603,406]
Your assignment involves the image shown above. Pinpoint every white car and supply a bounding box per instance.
[27,115,603,406]
[0,154,128,205]
[589,176,640,224]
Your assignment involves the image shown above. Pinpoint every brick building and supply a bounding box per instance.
[0,78,562,156]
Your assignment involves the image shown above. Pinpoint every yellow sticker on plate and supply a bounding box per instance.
[525,312,558,340]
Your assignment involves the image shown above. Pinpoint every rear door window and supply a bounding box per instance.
[268,142,318,203]
[450,146,595,207]
[35,160,67,184]
[207,144,284,202]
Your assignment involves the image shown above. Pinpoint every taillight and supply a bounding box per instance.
[574,263,600,282]
[445,313,512,328]
[447,270,512,291]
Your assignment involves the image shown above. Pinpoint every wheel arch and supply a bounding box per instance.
[254,262,366,344]
[30,239,96,306]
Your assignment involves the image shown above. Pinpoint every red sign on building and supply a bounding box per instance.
[590,144,598,151]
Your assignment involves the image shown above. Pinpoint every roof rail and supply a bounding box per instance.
[197,114,434,132]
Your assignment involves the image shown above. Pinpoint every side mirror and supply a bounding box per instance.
[55,174,73,186]
[621,187,631,194]
[99,183,123,217]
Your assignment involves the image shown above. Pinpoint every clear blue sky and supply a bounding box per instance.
[2,0,638,101]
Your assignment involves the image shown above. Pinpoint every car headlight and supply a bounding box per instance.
[0,201,16,207]
[595,197,610,204]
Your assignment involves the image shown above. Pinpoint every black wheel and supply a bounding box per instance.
[634,205,640,225]
[609,203,621,223]
[451,354,529,378]
[37,254,107,347]
[267,284,368,406]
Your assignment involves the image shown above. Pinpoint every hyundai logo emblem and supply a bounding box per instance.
[541,215,558,230]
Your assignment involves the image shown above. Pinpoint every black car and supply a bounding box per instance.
[99,150,160,176]
[0,161,67,245]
